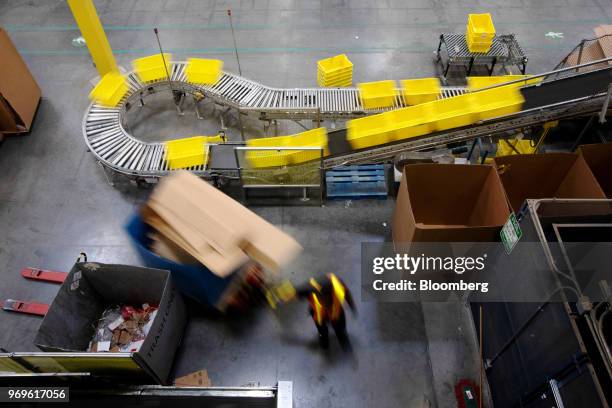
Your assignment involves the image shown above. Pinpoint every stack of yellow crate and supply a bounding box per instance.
[466,13,495,53]
[317,54,353,87]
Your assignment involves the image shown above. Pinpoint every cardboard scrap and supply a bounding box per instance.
[174,369,212,387]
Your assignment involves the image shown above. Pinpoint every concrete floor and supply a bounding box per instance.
[1,0,610,406]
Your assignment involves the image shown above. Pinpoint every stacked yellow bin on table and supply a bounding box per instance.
[245,128,328,168]
[133,53,172,82]
[317,54,353,87]
[89,71,128,107]
[358,80,398,109]
[466,13,495,53]
[165,135,225,170]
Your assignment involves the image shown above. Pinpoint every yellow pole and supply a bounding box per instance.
[67,0,118,76]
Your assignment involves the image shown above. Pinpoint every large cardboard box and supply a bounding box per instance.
[493,153,606,212]
[145,171,302,276]
[0,27,41,135]
[34,262,187,385]
[578,143,612,198]
[392,164,511,242]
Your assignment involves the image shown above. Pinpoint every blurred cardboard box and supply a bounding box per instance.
[144,171,302,276]
[0,27,41,135]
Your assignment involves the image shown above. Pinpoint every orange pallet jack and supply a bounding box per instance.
[1,254,85,317]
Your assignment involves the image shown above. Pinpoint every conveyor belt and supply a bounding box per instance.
[83,62,612,180]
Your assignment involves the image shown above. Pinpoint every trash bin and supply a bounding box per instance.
[34,262,187,385]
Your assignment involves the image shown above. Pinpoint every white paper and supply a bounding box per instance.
[108,316,124,331]
[97,341,111,352]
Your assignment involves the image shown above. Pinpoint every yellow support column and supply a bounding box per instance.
[67,0,117,76]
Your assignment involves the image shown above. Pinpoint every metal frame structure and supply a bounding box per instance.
[82,58,612,184]
[436,33,528,82]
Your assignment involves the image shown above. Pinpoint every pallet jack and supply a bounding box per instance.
[1,253,86,317]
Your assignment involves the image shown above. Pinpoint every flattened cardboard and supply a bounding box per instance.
[578,143,612,198]
[392,164,511,242]
[0,27,41,134]
[493,153,606,212]
[148,171,302,273]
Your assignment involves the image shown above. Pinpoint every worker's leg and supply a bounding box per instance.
[331,310,349,347]
[315,321,329,349]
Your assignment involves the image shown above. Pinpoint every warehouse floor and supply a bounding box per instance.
[1,0,611,406]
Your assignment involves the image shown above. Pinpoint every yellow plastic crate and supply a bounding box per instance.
[496,138,536,156]
[245,150,291,168]
[346,113,393,149]
[185,58,223,85]
[400,78,441,105]
[473,85,525,121]
[133,53,172,82]
[467,13,495,39]
[289,128,329,153]
[387,103,436,141]
[317,54,353,77]
[247,135,294,147]
[165,136,207,169]
[358,80,398,109]
[89,72,128,107]
[432,94,478,131]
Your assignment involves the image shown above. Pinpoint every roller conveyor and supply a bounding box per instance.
[82,61,612,181]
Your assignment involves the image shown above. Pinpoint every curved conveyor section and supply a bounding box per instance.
[83,61,466,178]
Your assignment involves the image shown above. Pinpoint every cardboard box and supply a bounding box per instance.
[146,171,302,275]
[0,27,41,135]
[578,143,612,198]
[34,262,187,385]
[493,153,606,212]
[392,164,511,242]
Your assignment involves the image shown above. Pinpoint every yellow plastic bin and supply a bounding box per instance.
[496,138,536,156]
[400,78,441,105]
[346,113,393,149]
[89,72,128,107]
[387,103,436,141]
[358,80,398,109]
[245,150,291,168]
[432,94,478,131]
[467,13,495,40]
[185,58,223,85]
[247,135,293,147]
[133,53,172,82]
[165,136,208,169]
[473,85,525,121]
[288,128,329,164]
[317,54,353,76]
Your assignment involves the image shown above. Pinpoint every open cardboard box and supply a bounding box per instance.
[578,143,612,198]
[0,27,41,135]
[392,164,511,242]
[493,153,606,212]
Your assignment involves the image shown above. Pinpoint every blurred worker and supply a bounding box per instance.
[297,273,356,349]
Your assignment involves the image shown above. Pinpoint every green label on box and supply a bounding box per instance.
[501,213,522,254]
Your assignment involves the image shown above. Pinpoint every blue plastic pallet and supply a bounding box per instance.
[326,164,387,199]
